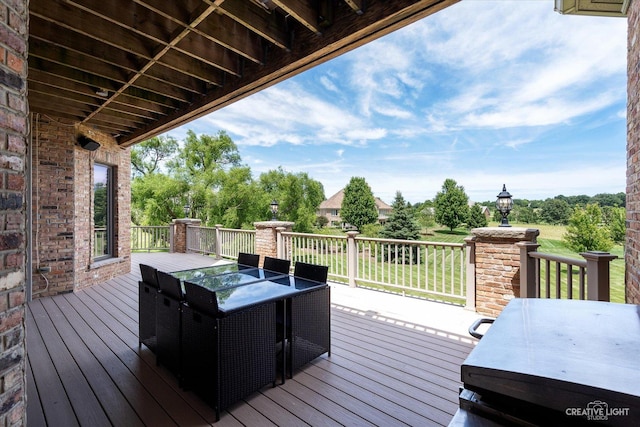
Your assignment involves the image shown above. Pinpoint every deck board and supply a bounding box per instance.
[27,252,475,426]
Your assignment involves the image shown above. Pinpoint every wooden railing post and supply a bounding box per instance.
[347,231,359,288]
[215,224,222,260]
[464,236,476,311]
[517,241,541,298]
[276,227,285,259]
[581,251,618,301]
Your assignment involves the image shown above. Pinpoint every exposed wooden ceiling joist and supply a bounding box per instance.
[28,0,460,146]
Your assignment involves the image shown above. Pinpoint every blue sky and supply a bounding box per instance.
[166,0,628,205]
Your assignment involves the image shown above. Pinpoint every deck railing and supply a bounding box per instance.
[186,226,255,259]
[130,226,171,252]
[281,231,467,304]
[519,242,617,301]
[127,224,617,308]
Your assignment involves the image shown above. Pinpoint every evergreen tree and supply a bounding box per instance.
[467,204,488,229]
[434,179,469,231]
[380,192,421,263]
[340,177,379,231]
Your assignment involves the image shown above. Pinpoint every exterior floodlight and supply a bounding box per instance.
[496,184,513,227]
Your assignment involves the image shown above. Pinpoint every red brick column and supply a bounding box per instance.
[254,221,294,266]
[0,0,28,423]
[471,227,539,317]
[171,219,201,253]
[627,0,640,305]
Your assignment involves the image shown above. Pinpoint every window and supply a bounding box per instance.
[94,163,114,260]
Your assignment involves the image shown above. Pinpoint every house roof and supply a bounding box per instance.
[554,0,628,17]
[319,189,391,210]
[28,0,459,146]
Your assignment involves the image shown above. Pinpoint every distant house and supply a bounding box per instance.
[318,189,393,228]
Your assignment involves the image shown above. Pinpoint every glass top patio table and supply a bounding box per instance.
[170,263,255,282]
[214,275,326,315]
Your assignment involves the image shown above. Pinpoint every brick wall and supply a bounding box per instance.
[0,0,27,423]
[31,116,75,295]
[471,227,539,317]
[627,0,640,305]
[31,117,131,295]
[73,124,131,290]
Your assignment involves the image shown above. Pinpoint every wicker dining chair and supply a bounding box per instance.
[156,271,184,379]
[263,256,291,274]
[138,264,159,352]
[237,252,260,267]
[293,261,329,283]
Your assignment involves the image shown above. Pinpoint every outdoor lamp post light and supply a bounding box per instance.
[496,184,513,227]
[270,199,279,221]
[184,204,191,218]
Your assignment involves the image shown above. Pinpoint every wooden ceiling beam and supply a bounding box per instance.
[271,0,322,36]
[215,0,290,50]
[135,0,264,63]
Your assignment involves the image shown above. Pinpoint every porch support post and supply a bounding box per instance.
[581,251,618,302]
[347,231,359,288]
[517,241,541,298]
[464,236,476,311]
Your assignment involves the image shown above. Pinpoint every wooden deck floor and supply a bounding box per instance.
[26,252,476,426]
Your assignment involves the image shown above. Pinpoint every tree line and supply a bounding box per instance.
[131,131,624,252]
[131,131,325,232]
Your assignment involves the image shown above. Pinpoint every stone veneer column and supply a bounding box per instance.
[254,221,294,266]
[470,227,539,317]
[171,219,201,253]
[627,0,640,305]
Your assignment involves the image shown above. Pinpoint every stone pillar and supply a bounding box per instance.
[254,221,294,266]
[170,218,201,253]
[471,227,539,317]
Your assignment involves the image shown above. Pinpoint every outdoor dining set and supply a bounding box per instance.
[137,253,331,420]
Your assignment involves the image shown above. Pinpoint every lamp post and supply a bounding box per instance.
[496,184,513,227]
[270,199,279,221]
[183,204,191,218]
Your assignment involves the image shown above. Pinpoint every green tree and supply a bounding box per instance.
[563,204,614,252]
[605,206,626,244]
[434,179,469,231]
[381,192,420,240]
[340,177,379,231]
[380,192,421,263]
[167,130,241,187]
[130,135,178,177]
[540,198,572,225]
[131,173,189,225]
[209,167,266,229]
[259,167,325,233]
[467,204,488,229]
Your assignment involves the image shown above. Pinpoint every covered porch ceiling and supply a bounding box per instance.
[28,0,459,147]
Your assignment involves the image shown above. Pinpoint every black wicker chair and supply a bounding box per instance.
[182,297,276,420]
[293,261,328,283]
[237,252,259,268]
[156,271,184,379]
[139,264,159,352]
[263,256,291,275]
